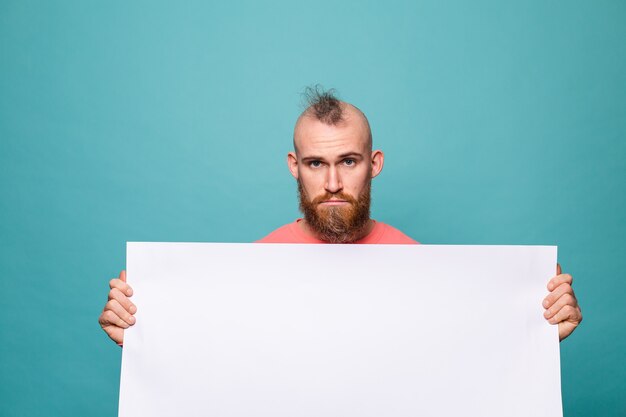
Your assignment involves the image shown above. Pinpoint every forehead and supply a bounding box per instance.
[294,110,371,157]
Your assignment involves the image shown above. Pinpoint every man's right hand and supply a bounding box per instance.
[98,270,136,346]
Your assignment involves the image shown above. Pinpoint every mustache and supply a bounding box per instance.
[310,191,357,205]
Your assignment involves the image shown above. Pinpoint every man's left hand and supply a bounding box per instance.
[543,264,583,341]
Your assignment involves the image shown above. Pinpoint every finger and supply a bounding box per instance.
[556,263,562,275]
[543,282,574,309]
[548,305,581,325]
[547,273,573,291]
[120,270,126,283]
[103,325,124,345]
[559,321,578,341]
[99,309,131,329]
[108,288,137,315]
[109,277,133,297]
[104,299,136,326]
[544,293,577,319]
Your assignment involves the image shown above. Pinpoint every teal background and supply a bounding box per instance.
[1,0,624,416]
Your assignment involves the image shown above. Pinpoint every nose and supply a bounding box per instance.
[325,166,343,194]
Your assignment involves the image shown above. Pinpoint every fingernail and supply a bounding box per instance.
[129,305,136,314]
[127,289,133,296]
[543,299,549,308]
[129,316,135,323]
[548,284,553,291]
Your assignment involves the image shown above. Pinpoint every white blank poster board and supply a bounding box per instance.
[119,243,561,417]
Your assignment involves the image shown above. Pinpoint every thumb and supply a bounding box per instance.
[120,270,126,282]
[556,263,562,275]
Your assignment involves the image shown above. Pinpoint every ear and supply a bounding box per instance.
[371,150,384,178]
[287,152,299,179]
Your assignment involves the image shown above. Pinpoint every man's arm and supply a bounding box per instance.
[543,264,582,341]
[98,270,136,346]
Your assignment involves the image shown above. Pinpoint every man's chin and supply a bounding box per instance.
[316,203,351,213]
[297,180,372,242]
[315,205,354,222]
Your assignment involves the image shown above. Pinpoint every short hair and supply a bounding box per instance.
[301,85,344,124]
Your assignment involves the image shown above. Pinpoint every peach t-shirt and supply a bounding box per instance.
[257,219,418,244]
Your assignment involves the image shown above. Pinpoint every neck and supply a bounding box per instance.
[299,218,375,243]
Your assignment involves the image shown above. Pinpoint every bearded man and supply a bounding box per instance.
[99,88,582,346]
[258,89,415,244]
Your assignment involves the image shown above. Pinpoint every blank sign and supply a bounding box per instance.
[119,243,561,417]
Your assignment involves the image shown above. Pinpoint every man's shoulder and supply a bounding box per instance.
[366,222,419,244]
[256,221,305,243]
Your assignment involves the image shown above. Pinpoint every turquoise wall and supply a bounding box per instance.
[1,1,624,416]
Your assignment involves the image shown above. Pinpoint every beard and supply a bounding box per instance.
[298,179,371,243]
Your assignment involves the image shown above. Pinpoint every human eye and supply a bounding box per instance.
[343,158,356,166]
[309,160,322,168]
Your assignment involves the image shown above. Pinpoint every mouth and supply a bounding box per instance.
[319,199,349,206]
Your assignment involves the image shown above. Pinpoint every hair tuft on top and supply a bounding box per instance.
[302,85,343,124]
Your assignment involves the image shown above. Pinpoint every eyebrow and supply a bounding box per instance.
[338,152,363,159]
[301,152,364,162]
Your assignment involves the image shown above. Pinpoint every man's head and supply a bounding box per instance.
[287,87,384,243]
